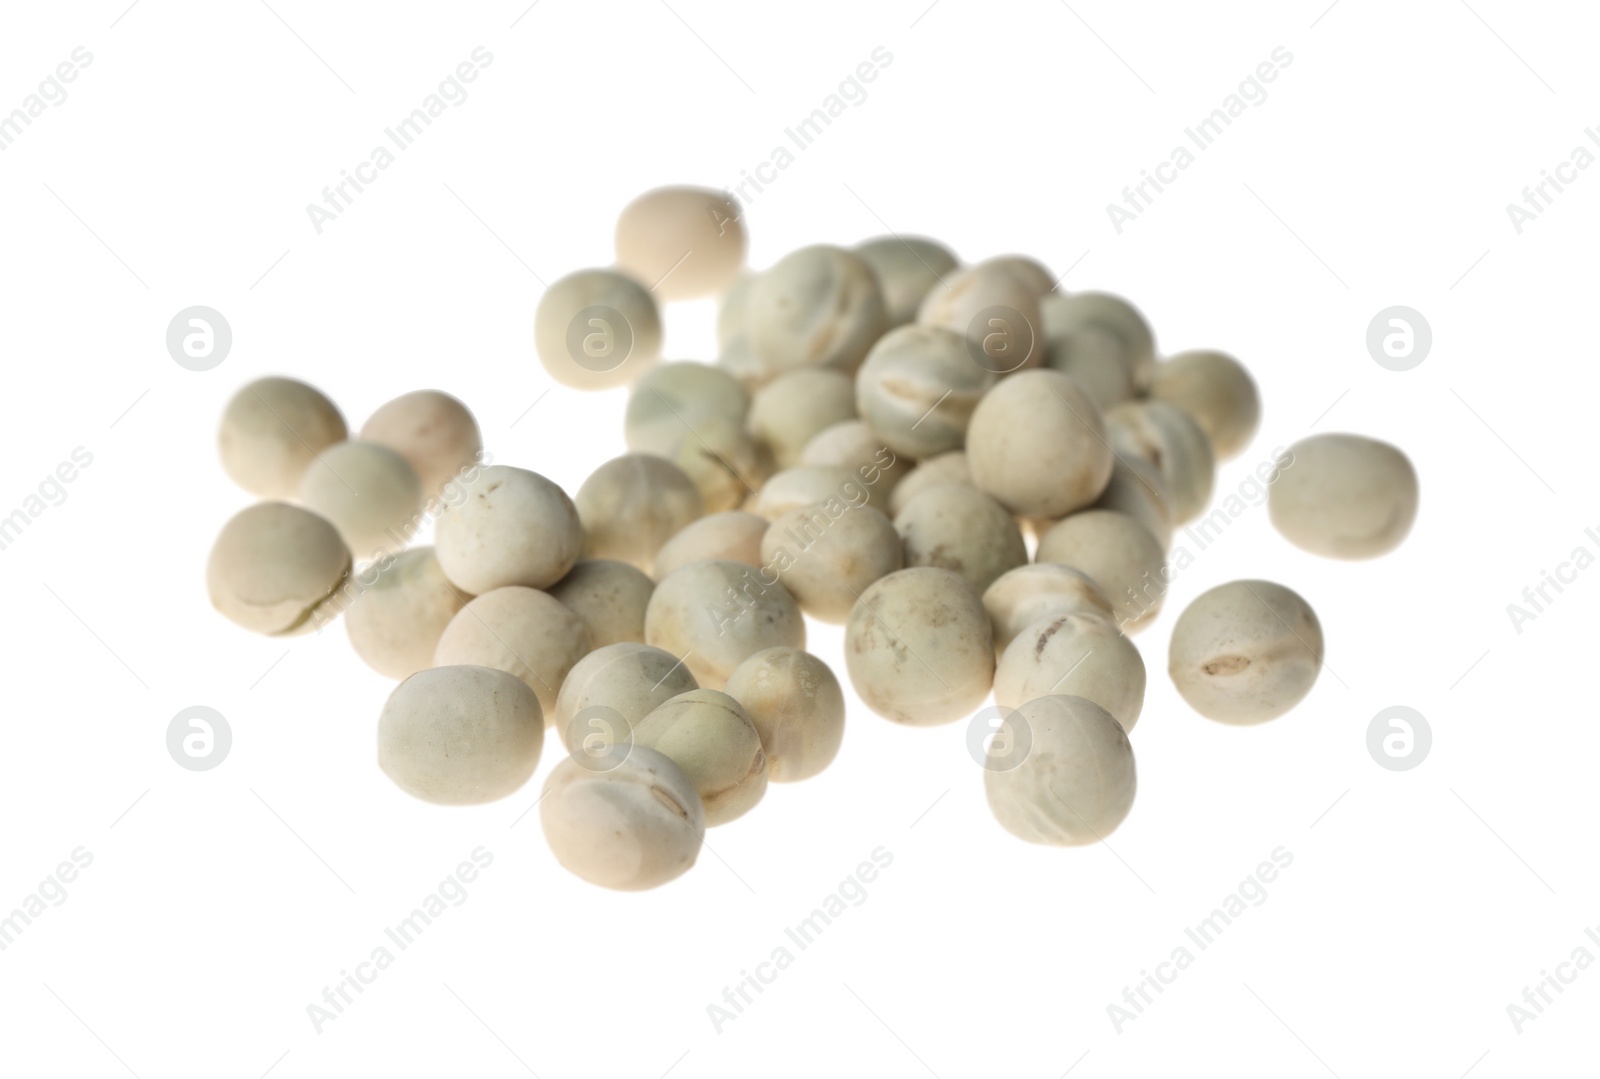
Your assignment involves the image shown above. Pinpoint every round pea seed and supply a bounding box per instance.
[207,502,351,636]
[894,483,1027,593]
[1105,400,1215,525]
[1168,579,1323,724]
[844,566,994,726]
[1149,350,1260,460]
[797,420,908,495]
[668,414,769,513]
[1091,452,1174,551]
[856,324,994,459]
[1036,510,1167,632]
[645,560,805,689]
[982,564,1114,657]
[917,262,1044,374]
[218,377,347,499]
[433,586,592,719]
[345,547,470,679]
[358,389,482,495]
[554,642,698,753]
[855,235,960,327]
[299,440,423,560]
[548,560,655,647]
[575,454,704,572]
[888,450,972,517]
[625,362,750,456]
[748,245,889,375]
[716,331,786,393]
[966,369,1113,518]
[654,511,770,579]
[534,268,664,390]
[631,689,768,825]
[377,665,543,805]
[540,745,703,890]
[748,368,858,469]
[434,464,583,594]
[994,613,1145,732]
[1041,295,1137,411]
[985,694,1136,846]
[1268,434,1418,559]
[1039,291,1156,392]
[614,186,745,301]
[724,647,845,783]
[982,254,1056,297]
[761,502,903,622]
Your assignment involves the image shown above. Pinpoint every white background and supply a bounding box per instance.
[0,0,1594,1075]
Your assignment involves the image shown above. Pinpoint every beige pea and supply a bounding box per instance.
[575,454,704,572]
[1039,291,1156,392]
[889,451,972,517]
[668,414,769,514]
[433,586,591,719]
[985,694,1136,846]
[1168,580,1323,724]
[994,613,1146,732]
[654,511,769,579]
[716,331,787,393]
[358,390,483,495]
[894,483,1027,593]
[377,665,543,805]
[644,560,805,689]
[1149,350,1261,459]
[540,746,703,891]
[615,186,745,301]
[1036,510,1168,632]
[1268,434,1418,559]
[724,647,845,783]
[844,566,994,726]
[855,235,960,327]
[632,689,767,825]
[982,254,1056,297]
[548,560,654,647]
[298,440,423,560]
[1041,295,1137,411]
[625,362,750,455]
[917,262,1044,374]
[554,642,698,753]
[762,502,903,622]
[218,377,347,499]
[434,465,583,594]
[748,245,889,374]
[747,367,858,468]
[345,547,470,679]
[207,502,351,636]
[798,420,909,496]
[717,273,755,348]
[966,369,1113,518]
[982,564,1114,657]
[1106,400,1215,525]
[753,465,880,521]
[1092,452,1174,551]
[534,268,664,390]
[856,324,994,459]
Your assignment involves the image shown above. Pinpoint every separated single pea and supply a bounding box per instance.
[966,369,1113,518]
[724,647,845,783]
[575,453,704,573]
[218,376,347,499]
[844,566,994,726]
[994,613,1145,732]
[614,185,745,301]
[631,689,768,825]
[1268,434,1418,559]
[540,745,704,890]
[434,464,584,594]
[644,560,805,688]
[535,268,664,390]
[985,694,1136,846]
[358,389,483,495]
[344,547,470,679]
[207,502,351,635]
[377,665,543,805]
[1168,579,1323,724]
[433,586,592,718]
[548,560,655,647]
